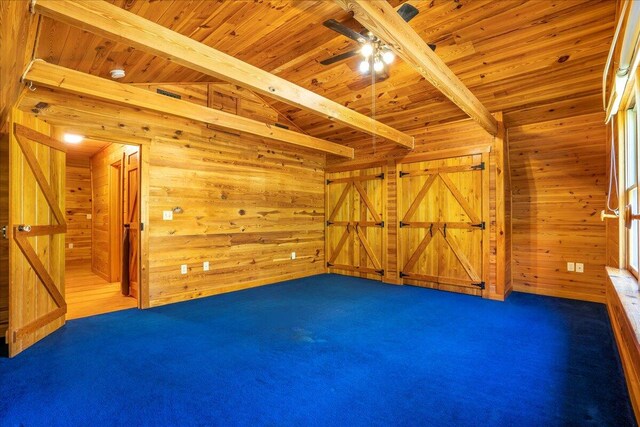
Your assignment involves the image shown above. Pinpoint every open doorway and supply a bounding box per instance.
[65,140,141,319]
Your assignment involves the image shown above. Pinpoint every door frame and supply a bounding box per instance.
[82,137,149,309]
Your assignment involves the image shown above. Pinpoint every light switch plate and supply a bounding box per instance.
[291,252,296,260]
[576,263,584,273]
[567,262,575,272]
[203,261,210,271]
[163,210,173,221]
[181,264,188,274]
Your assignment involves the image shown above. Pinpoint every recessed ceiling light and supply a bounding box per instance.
[63,133,84,144]
[110,69,126,79]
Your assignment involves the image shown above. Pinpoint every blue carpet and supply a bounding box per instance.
[0,274,636,426]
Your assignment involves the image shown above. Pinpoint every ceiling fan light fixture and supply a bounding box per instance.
[373,59,384,72]
[382,50,395,64]
[359,60,371,73]
[361,43,374,57]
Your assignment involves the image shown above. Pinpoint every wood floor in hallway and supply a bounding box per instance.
[65,264,137,319]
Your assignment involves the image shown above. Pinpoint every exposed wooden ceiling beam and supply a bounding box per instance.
[334,0,498,136]
[31,0,414,149]
[24,61,354,158]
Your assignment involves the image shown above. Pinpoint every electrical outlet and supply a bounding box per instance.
[576,263,584,273]
[86,213,92,220]
[68,243,73,249]
[203,261,210,271]
[163,210,173,221]
[567,262,575,272]
[181,264,188,274]
[291,252,296,260]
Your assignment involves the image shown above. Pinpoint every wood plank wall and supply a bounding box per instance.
[0,0,37,129]
[509,112,607,303]
[65,157,92,265]
[0,132,9,337]
[326,115,511,300]
[19,88,326,307]
[147,133,325,306]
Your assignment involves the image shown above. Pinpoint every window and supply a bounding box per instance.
[625,103,639,276]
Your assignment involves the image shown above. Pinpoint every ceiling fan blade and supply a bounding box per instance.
[323,19,367,43]
[320,49,361,65]
[397,3,419,22]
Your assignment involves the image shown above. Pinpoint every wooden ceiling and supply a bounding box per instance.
[35,0,614,144]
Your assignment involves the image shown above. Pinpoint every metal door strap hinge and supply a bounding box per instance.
[376,269,385,276]
[376,172,385,179]
[326,221,334,226]
[399,221,408,228]
[399,272,408,278]
[399,171,410,178]
[472,281,486,290]
[472,222,486,230]
[376,221,384,228]
[472,162,485,171]
[326,179,333,185]
[327,262,334,268]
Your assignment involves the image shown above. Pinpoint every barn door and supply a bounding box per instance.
[398,154,488,295]
[326,166,386,279]
[124,147,140,300]
[7,110,66,357]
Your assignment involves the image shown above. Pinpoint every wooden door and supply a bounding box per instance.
[326,166,386,279]
[124,148,140,299]
[7,110,66,357]
[398,154,488,295]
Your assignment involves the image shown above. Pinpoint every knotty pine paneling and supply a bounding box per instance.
[509,112,607,303]
[20,88,326,307]
[327,115,511,301]
[0,132,8,336]
[65,157,92,265]
[0,0,37,129]
[147,133,325,306]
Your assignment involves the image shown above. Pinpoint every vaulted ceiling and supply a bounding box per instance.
[34,0,614,143]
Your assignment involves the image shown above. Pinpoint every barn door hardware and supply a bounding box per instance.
[17,224,32,232]
[443,223,447,238]
[399,171,410,178]
[140,222,145,231]
[471,162,485,170]
[399,221,408,228]
[327,262,334,268]
[429,223,433,236]
[399,272,408,278]
[376,269,385,276]
[326,179,333,185]
[376,172,385,179]
[472,281,486,290]
[376,221,385,228]
[326,220,334,226]
[471,222,485,230]
[2,226,7,239]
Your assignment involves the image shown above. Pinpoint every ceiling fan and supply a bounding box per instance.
[320,3,435,79]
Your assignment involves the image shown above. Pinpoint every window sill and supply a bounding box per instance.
[606,267,640,344]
